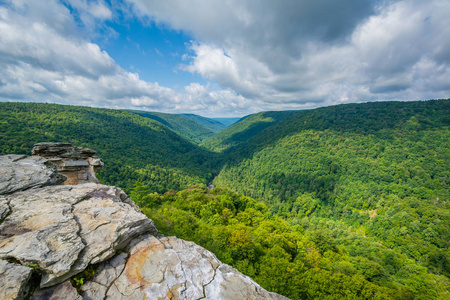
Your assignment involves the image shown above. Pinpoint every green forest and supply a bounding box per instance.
[0,102,215,192]
[1,100,449,299]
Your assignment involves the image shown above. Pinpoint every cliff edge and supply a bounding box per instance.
[0,143,288,300]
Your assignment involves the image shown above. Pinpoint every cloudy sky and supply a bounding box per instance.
[0,0,449,117]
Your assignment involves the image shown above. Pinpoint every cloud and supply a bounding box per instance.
[0,0,251,117]
[1,0,449,117]
[130,0,450,107]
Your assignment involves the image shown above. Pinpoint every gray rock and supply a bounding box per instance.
[96,235,288,300]
[32,143,96,159]
[68,185,157,277]
[31,143,103,185]
[81,253,128,300]
[0,259,33,300]
[0,185,86,286]
[205,264,288,299]
[0,155,65,195]
[0,183,157,288]
[31,280,82,300]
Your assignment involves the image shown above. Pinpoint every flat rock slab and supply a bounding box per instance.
[0,155,65,195]
[86,235,288,300]
[0,183,157,287]
[32,143,96,159]
[0,259,33,300]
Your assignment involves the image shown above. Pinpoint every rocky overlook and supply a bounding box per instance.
[0,143,287,300]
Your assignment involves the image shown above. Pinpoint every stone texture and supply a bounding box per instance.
[81,253,128,300]
[31,280,82,300]
[32,142,96,159]
[0,259,33,300]
[32,142,104,185]
[0,155,65,195]
[0,183,157,288]
[86,235,288,300]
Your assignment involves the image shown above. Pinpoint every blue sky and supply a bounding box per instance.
[97,15,206,88]
[0,0,449,117]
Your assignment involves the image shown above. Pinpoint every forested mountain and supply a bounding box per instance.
[0,102,215,192]
[211,99,450,298]
[201,110,297,152]
[127,110,218,143]
[1,99,449,299]
[179,113,226,132]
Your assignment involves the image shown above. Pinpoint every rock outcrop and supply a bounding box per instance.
[0,154,65,195]
[0,145,288,300]
[32,142,104,185]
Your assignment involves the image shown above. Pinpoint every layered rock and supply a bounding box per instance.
[0,183,157,287]
[0,154,65,195]
[0,147,288,300]
[32,142,103,185]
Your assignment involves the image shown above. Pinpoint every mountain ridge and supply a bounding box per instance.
[1,99,449,299]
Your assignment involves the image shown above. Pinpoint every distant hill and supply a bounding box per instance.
[127,110,217,143]
[201,111,298,152]
[216,100,450,203]
[179,114,226,133]
[211,117,242,127]
[0,102,215,192]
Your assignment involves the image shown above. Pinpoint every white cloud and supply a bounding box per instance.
[1,0,449,117]
[0,0,253,117]
[130,0,450,108]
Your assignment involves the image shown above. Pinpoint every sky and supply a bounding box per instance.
[0,0,449,117]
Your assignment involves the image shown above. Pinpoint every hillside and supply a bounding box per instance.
[179,113,227,133]
[0,102,215,192]
[137,185,400,299]
[211,117,242,127]
[128,110,219,143]
[213,99,450,298]
[201,111,298,152]
[1,99,449,299]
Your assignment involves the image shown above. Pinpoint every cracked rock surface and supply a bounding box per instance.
[0,183,157,288]
[0,155,65,195]
[83,235,288,300]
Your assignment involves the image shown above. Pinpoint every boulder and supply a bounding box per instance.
[0,183,157,287]
[0,155,65,195]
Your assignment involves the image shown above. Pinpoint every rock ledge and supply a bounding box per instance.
[0,145,288,300]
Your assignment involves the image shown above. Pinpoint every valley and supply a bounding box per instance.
[1,99,449,299]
